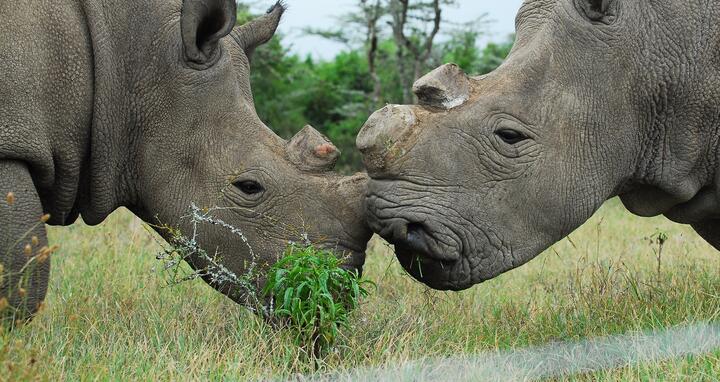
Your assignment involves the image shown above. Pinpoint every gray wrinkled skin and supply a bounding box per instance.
[358,0,720,290]
[0,0,370,319]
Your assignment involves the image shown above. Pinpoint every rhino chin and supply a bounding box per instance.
[394,247,472,291]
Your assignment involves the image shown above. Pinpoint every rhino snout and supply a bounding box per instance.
[372,217,460,263]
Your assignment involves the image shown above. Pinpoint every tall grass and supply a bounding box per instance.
[0,198,719,380]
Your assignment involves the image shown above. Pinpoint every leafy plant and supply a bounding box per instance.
[263,244,373,358]
[153,205,374,362]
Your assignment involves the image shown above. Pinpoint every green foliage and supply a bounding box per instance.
[440,30,515,75]
[475,36,516,75]
[151,207,374,360]
[262,244,373,357]
[440,29,483,74]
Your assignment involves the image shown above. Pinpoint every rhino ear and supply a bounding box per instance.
[578,0,615,21]
[230,2,285,60]
[181,0,237,69]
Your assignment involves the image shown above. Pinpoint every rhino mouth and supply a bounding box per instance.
[393,246,461,290]
[397,222,460,261]
[365,193,463,260]
[365,192,472,289]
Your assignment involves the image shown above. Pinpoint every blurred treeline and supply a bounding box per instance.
[238,1,514,172]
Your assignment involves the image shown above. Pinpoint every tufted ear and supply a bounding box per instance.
[578,0,615,21]
[181,0,237,69]
[231,2,285,60]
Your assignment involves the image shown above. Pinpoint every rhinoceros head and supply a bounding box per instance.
[357,0,705,290]
[128,0,370,304]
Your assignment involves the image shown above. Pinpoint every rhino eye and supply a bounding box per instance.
[234,180,265,195]
[495,129,528,144]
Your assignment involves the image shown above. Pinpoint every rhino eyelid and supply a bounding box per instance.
[495,129,528,145]
[233,180,265,196]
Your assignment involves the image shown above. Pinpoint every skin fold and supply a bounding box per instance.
[358,0,720,290]
[0,0,371,320]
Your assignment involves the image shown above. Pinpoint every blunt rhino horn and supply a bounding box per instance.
[412,63,470,110]
[356,105,417,173]
[287,125,340,172]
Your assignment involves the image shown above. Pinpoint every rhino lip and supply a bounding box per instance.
[376,219,461,263]
[393,247,458,290]
[403,222,460,261]
[365,190,461,263]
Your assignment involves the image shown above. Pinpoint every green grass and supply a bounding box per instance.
[1,198,719,380]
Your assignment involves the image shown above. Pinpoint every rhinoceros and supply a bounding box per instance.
[358,0,720,290]
[0,0,370,320]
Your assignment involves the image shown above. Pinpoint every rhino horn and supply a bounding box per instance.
[412,63,471,110]
[287,125,340,172]
[230,1,286,58]
[356,105,416,174]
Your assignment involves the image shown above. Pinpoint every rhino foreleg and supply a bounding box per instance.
[0,160,50,326]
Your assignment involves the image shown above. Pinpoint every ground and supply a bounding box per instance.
[1,198,719,380]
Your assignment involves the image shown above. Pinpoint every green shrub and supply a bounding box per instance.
[263,244,373,357]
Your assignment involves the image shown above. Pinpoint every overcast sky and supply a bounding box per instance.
[248,0,525,60]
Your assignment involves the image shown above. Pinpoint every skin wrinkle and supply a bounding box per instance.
[632,4,692,187]
[367,190,465,249]
[515,0,556,40]
[561,0,622,46]
[358,0,720,290]
[366,181,514,286]
[371,173,461,189]
[370,181,466,213]
[225,202,329,249]
[449,128,537,182]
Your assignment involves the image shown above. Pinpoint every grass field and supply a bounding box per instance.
[1,198,719,381]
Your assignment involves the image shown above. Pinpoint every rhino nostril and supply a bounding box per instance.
[406,223,425,242]
[405,223,433,255]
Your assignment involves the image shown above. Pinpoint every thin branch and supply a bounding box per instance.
[362,0,384,108]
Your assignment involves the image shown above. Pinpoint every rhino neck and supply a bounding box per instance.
[74,0,149,225]
[619,97,720,223]
[616,3,720,223]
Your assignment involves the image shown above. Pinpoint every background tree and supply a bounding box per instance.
[239,1,515,172]
[388,0,452,103]
[362,0,385,110]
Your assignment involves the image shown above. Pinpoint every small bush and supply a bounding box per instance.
[154,205,374,360]
[263,244,373,358]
